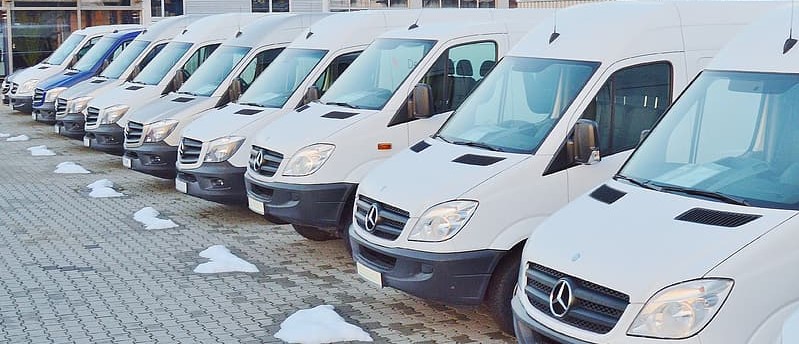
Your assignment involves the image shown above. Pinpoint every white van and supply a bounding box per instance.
[54,16,205,139]
[83,13,266,154]
[349,1,780,335]
[244,9,552,242]
[176,9,483,205]
[120,13,328,179]
[6,24,142,113]
[513,5,799,344]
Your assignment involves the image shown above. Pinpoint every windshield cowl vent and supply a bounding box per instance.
[452,154,504,166]
[91,79,106,84]
[410,140,430,153]
[65,71,78,76]
[234,109,262,115]
[172,97,194,103]
[38,66,49,70]
[675,208,761,228]
[126,85,143,90]
[321,111,357,119]
[590,184,625,204]
[296,104,310,112]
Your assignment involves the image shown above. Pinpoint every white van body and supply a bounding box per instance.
[350,1,781,335]
[5,24,142,113]
[121,13,328,179]
[244,9,552,241]
[83,13,267,154]
[176,10,458,204]
[54,15,205,138]
[513,5,799,344]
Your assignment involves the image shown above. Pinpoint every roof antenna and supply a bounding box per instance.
[549,10,560,44]
[409,9,422,30]
[785,0,797,54]
[235,6,244,38]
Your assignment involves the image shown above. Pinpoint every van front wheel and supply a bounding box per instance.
[292,224,337,241]
[484,249,522,335]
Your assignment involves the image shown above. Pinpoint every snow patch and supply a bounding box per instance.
[193,245,259,274]
[27,145,56,156]
[54,162,90,174]
[0,133,10,138]
[6,134,30,142]
[133,207,178,230]
[87,179,124,198]
[274,305,373,344]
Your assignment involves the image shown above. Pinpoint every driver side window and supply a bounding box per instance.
[422,41,497,114]
[238,48,283,92]
[182,44,220,78]
[313,51,361,95]
[76,37,101,60]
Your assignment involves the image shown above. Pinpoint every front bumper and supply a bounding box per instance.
[177,162,247,204]
[9,95,32,113]
[84,124,124,154]
[245,177,357,230]
[33,102,56,124]
[124,142,178,179]
[351,229,505,305]
[56,112,85,139]
[512,296,594,344]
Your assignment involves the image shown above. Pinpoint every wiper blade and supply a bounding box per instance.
[613,174,660,191]
[653,184,749,206]
[324,101,359,109]
[434,134,452,144]
[238,102,262,107]
[451,140,504,152]
[177,91,196,96]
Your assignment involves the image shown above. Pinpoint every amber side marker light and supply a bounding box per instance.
[377,143,392,150]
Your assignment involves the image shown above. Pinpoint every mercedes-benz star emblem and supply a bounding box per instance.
[365,204,381,232]
[253,150,264,170]
[549,278,575,318]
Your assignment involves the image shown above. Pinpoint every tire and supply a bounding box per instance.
[484,249,522,335]
[337,196,356,257]
[292,224,337,241]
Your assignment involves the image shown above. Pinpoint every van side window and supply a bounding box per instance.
[110,41,130,61]
[182,44,220,77]
[238,48,284,92]
[581,62,672,155]
[139,43,166,69]
[423,41,497,114]
[313,51,361,95]
[76,37,101,60]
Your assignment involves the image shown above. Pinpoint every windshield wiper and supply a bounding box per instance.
[434,134,452,144]
[613,174,660,191]
[238,102,262,107]
[177,91,196,96]
[324,101,360,109]
[651,183,749,206]
[450,140,505,152]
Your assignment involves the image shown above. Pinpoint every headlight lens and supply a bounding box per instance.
[99,104,130,124]
[409,200,478,242]
[44,87,68,103]
[203,136,245,163]
[628,279,734,339]
[283,143,335,176]
[18,79,39,94]
[144,119,179,143]
[67,96,93,113]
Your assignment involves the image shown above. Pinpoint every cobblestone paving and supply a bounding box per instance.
[0,109,514,343]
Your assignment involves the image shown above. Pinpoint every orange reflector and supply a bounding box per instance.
[377,143,392,150]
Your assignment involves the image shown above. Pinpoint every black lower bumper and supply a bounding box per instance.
[2,93,9,105]
[33,102,56,124]
[512,297,593,344]
[9,96,32,113]
[124,142,178,179]
[351,229,505,305]
[56,113,85,139]
[177,162,247,204]
[245,178,357,230]
[85,124,124,154]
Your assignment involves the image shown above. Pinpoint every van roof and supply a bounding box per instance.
[509,1,779,64]
[225,13,329,48]
[77,24,143,36]
[172,13,268,43]
[135,15,207,43]
[708,5,799,74]
[380,9,551,41]
[97,27,144,40]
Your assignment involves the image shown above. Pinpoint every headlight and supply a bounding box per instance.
[409,200,478,242]
[99,104,129,124]
[628,279,734,339]
[282,143,335,176]
[67,96,93,113]
[18,79,39,94]
[144,119,179,143]
[44,87,67,103]
[203,136,245,163]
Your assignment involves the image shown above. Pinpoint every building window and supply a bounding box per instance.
[423,0,494,7]
[252,0,290,12]
[152,0,183,17]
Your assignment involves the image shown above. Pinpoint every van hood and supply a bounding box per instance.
[60,77,118,100]
[125,93,216,125]
[87,82,161,126]
[39,69,91,89]
[526,179,796,303]
[11,64,65,86]
[253,102,377,154]
[181,103,281,142]
[358,138,527,216]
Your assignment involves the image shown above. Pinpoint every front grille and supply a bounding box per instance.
[524,263,629,334]
[179,137,203,164]
[33,88,44,103]
[55,98,68,117]
[354,195,409,240]
[10,83,18,94]
[125,121,144,145]
[85,107,100,126]
[249,146,283,177]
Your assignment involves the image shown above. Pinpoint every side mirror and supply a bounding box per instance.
[411,83,433,119]
[571,119,601,165]
[302,85,320,105]
[128,65,141,81]
[639,129,651,144]
[99,59,111,74]
[170,68,186,92]
[228,77,243,103]
[68,55,79,68]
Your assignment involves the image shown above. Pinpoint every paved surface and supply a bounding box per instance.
[0,109,513,344]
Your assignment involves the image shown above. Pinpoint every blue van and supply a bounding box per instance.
[32,27,143,124]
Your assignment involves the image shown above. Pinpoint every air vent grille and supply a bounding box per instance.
[410,141,430,153]
[452,154,504,166]
[590,184,626,204]
[675,208,760,228]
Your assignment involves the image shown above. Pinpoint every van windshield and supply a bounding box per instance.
[320,39,435,110]
[100,40,150,79]
[133,41,192,85]
[72,36,118,72]
[46,33,86,65]
[237,48,326,108]
[178,45,251,97]
[437,57,598,153]
[620,71,799,210]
